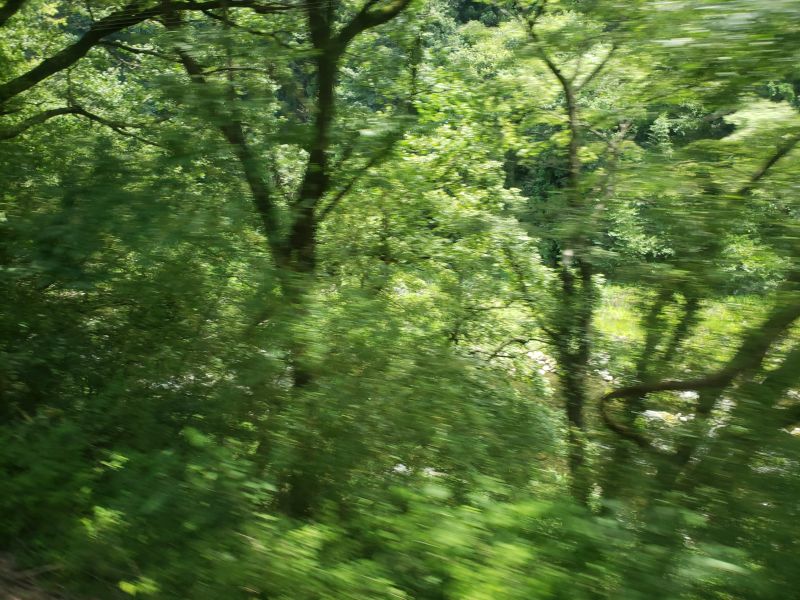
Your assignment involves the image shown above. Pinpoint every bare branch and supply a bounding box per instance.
[72,106,164,146]
[200,7,296,47]
[483,337,543,361]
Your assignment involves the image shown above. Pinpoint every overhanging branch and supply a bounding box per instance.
[0,104,163,145]
[0,106,79,139]
[0,0,294,105]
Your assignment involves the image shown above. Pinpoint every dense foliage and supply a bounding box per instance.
[1,1,799,598]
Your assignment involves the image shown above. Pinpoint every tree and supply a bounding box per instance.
[1,1,800,598]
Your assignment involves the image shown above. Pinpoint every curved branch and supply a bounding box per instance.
[600,375,723,452]
[0,106,79,139]
[600,289,800,452]
[0,104,162,145]
[71,106,164,146]
[335,0,414,49]
[602,126,800,453]
[601,127,800,472]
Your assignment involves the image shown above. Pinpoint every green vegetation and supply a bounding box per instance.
[1,1,799,598]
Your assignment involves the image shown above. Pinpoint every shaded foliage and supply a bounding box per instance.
[1,1,799,598]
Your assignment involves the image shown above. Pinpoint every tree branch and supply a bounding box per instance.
[603,128,800,460]
[737,132,800,196]
[0,0,25,28]
[168,21,284,264]
[72,106,164,146]
[759,344,800,427]
[335,0,414,49]
[200,7,295,47]
[660,295,700,365]
[99,40,176,61]
[318,131,401,220]
[202,66,267,75]
[0,0,292,105]
[288,0,411,271]
[0,104,162,145]
[521,6,581,199]
[600,285,800,453]
[0,106,79,139]
[0,1,155,105]
[482,337,544,361]
[575,43,616,92]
